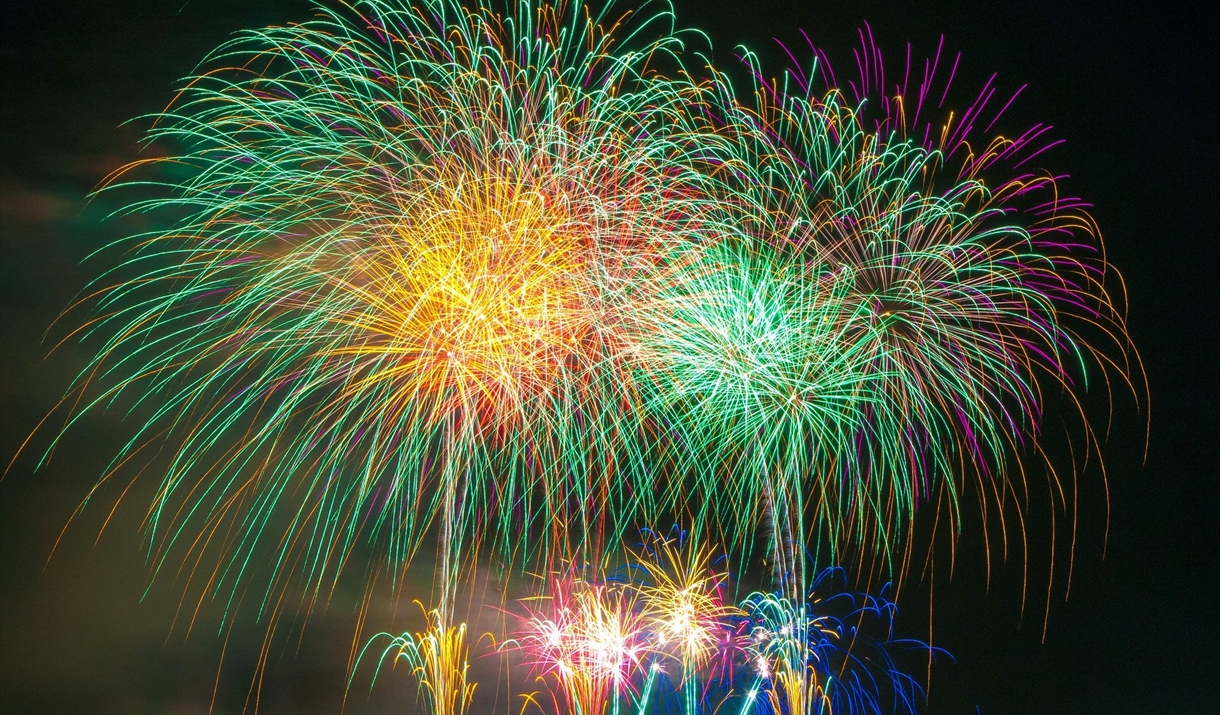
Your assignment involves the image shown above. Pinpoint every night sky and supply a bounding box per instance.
[1,1,1216,713]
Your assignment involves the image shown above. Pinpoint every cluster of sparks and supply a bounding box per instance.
[26,0,1142,713]
[507,537,928,715]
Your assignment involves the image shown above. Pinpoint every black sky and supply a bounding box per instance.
[2,1,1216,713]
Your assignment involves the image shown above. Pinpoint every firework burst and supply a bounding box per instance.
[739,568,933,715]
[633,529,738,713]
[515,572,649,715]
[35,0,724,637]
[626,28,1141,600]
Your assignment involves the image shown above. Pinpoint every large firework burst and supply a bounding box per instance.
[39,0,722,636]
[626,30,1140,599]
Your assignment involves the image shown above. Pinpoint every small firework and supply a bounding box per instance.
[633,530,740,713]
[515,573,648,715]
[360,604,476,715]
[739,568,933,715]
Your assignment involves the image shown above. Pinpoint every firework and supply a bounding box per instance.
[739,568,933,715]
[38,0,724,638]
[515,573,648,715]
[627,28,1140,599]
[633,529,739,713]
[626,237,879,591]
[359,604,475,715]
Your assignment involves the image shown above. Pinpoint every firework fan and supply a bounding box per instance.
[627,28,1141,598]
[358,603,476,715]
[737,567,934,715]
[31,0,729,644]
[515,571,649,715]
[633,529,739,713]
[510,539,731,715]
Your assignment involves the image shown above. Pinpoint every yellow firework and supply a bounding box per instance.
[364,604,476,715]
[320,166,599,436]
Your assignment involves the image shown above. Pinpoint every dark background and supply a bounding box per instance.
[2,1,1215,713]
